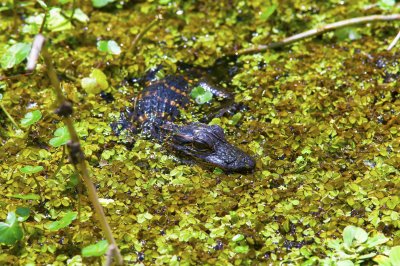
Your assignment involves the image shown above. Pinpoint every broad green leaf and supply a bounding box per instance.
[81,69,109,94]
[159,0,172,4]
[378,0,396,10]
[82,240,109,257]
[49,126,71,147]
[65,8,89,23]
[0,43,31,69]
[366,234,389,248]
[234,245,249,254]
[190,86,213,104]
[97,40,121,55]
[10,193,41,200]
[20,165,44,175]
[260,4,277,21]
[20,110,42,127]
[337,261,354,266]
[232,234,245,242]
[373,255,391,266]
[92,0,115,8]
[97,41,108,52]
[0,212,23,245]
[46,211,77,231]
[47,8,72,32]
[107,40,121,55]
[335,27,361,41]
[390,246,400,265]
[137,212,153,224]
[16,207,30,222]
[343,225,367,248]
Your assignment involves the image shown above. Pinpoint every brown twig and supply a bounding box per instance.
[128,15,161,55]
[387,30,400,51]
[235,14,400,55]
[30,34,123,265]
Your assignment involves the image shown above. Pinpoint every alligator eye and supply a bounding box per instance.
[192,140,213,151]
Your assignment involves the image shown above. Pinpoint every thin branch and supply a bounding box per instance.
[29,34,124,265]
[0,103,20,130]
[235,14,400,55]
[128,15,161,54]
[387,30,400,51]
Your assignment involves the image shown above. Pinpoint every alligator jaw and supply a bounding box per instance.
[163,122,255,173]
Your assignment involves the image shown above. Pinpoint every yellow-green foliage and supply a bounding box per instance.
[0,0,399,265]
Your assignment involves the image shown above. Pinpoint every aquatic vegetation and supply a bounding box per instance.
[0,0,400,264]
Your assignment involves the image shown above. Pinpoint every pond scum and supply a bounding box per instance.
[0,0,399,265]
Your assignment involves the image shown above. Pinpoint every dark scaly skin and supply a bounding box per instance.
[127,65,255,173]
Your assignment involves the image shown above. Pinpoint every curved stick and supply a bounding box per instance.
[235,14,400,55]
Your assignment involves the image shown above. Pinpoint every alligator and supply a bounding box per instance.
[115,64,255,173]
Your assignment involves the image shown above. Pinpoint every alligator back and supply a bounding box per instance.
[132,75,191,139]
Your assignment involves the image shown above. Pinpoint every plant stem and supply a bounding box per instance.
[235,14,400,55]
[387,30,400,51]
[0,103,21,130]
[50,145,66,180]
[39,37,123,265]
[128,15,161,55]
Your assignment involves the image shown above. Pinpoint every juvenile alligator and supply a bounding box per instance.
[117,64,255,173]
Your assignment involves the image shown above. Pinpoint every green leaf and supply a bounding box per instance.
[0,212,24,245]
[335,27,361,41]
[107,40,121,55]
[82,240,109,257]
[337,261,354,266]
[97,41,108,52]
[47,8,72,32]
[378,0,396,10]
[233,245,249,254]
[81,69,109,94]
[389,246,400,265]
[159,0,172,5]
[10,193,41,200]
[49,126,71,147]
[16,207,30,222]
[137,212,153,224]
[260,4,277,21]
[97,40,121,55]
[232,234,245,242]
[66,8,89,23]
[190,86,213,104]
[366,234,388,248]
[20,165,44,175]
[373,255,392,266]
[343,225,367,248]
[92,0,115,8]
[0,43,31,69]
[20,110,42,127]
[46,211,77,231]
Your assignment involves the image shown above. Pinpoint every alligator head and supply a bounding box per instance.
[162,122,255,173]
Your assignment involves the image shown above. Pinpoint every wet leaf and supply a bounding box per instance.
[49,126,71,147]
[378,0,396,10]
[0,212,23,245]
[81,69,109,94]
[260,4,277,21]
[389,246,400,265]
[20,110,42,127]
[92,0,115,8]
[46,211,77,231]
[82,240,109,257]
[16,207,30,222]
[190,86,213,104]
[0,43,31,69]
[10,194,41,200]
[20,165,44,175]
